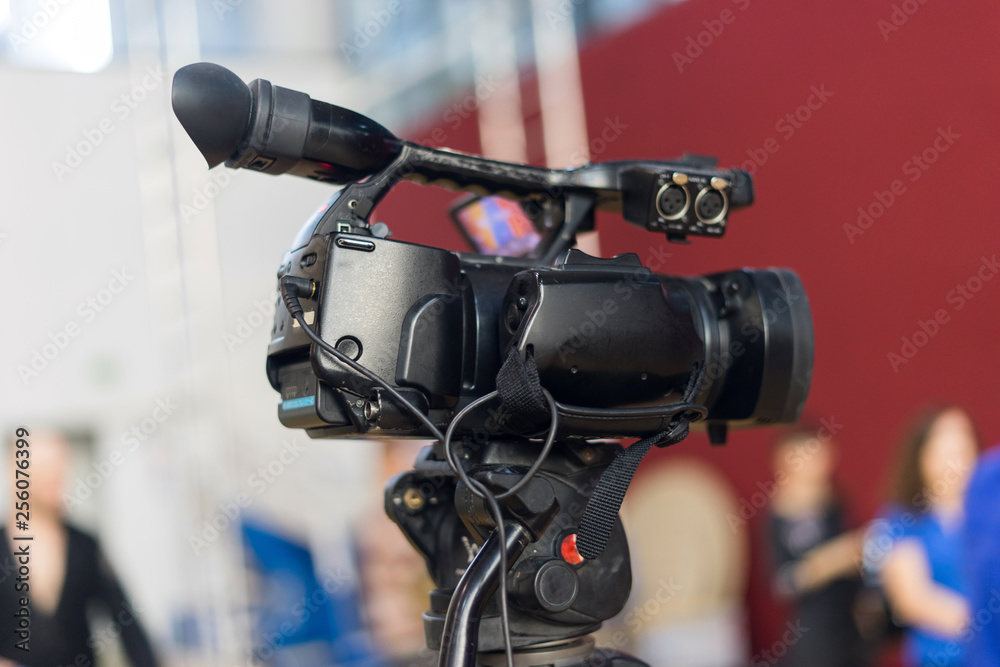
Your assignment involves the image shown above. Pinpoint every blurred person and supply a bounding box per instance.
[0,428,158,667]
[767,427,868,667]
[880,406,979,667]
[621,459,749,667]
[963,444,1000,666]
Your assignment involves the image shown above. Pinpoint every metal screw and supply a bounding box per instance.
[403,488,425,511]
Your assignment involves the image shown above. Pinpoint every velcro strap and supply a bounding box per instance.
[575,364,704,560]
[495,347,548,432]
[575,420,690,560]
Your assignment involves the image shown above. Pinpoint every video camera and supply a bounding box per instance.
[172,62,814,666]
[172,63,812,445]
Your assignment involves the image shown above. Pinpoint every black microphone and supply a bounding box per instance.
[172,62,402,183]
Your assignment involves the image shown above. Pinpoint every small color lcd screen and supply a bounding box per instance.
[453,196,541,257]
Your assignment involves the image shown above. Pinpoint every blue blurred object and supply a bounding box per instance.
[241,520,380,666]
[964,446,1000,667]
[875,503,966,667]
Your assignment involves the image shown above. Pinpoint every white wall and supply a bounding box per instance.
[0,29,386,665]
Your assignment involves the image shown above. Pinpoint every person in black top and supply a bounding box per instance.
[0,429,158,667]
[766,427,868,667]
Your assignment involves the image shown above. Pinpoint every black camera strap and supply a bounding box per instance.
[495,347,549,433]
[575,418,690,559]
[575,365,703,559]
[495,347,705,560]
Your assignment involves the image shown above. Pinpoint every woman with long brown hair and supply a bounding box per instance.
[880,406,979,667]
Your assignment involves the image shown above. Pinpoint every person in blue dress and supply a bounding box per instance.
[880,406,980,667]
[962,444,1000,667]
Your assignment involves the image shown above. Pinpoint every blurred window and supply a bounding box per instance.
[191,0,687,128]
[0,0,114,73]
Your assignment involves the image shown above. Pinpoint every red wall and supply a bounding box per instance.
[377,0,1000,657]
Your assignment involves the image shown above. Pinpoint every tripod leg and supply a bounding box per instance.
[438,523,530,667]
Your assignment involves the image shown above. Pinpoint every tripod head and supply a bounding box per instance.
[387,439,632,657]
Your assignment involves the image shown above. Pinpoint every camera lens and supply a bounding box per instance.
[682,268,813,426]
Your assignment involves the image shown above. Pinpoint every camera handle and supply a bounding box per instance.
[438,523,531,667]
[306,141,599,261]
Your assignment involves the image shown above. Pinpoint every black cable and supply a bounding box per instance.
[286,298,560,667]
[443,389,559,501]
[292,311,447,442]
[441,388,557,666]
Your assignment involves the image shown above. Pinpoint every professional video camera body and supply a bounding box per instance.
[173,63,813,667]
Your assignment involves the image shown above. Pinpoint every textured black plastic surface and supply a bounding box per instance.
[172,63,252,168]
